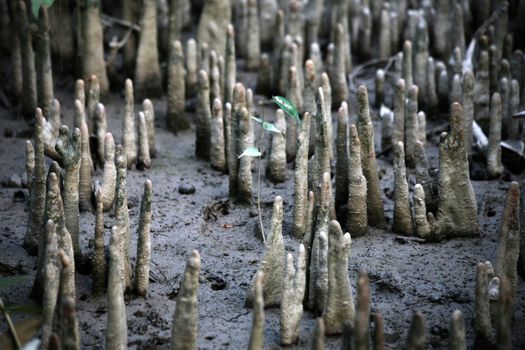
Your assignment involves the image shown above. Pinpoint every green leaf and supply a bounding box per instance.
[272,96,301,124]
[0,275,29,289]
[262,122,284,135]
[250,116,263,123]
[31,0,54,18]
[238,147,262,159]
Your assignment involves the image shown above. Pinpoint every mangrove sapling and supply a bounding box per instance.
[238,95,301,242]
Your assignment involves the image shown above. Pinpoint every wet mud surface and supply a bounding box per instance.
[0,81,524,349]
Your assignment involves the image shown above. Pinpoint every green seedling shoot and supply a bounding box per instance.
[31,0,55,17]
[238,96,299,243]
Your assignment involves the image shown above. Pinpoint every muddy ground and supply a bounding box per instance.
[0,66,525,349]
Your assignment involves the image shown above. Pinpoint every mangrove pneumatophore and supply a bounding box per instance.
[167,40,188,133]
[137,112,151,170]
[246,196,285,308]
[354,269,371,350]
[405,311,426,350]
[134,0,162,101]
[393,142,414,236]
[495,182,520,301]
[449,310,466,350]
[210,98,226,172]
[267,109,287,183]
[292,112,311,239]
[170,250,200,350]
[115,145,132,292]
[322,220,354,335]
[55,125,82,260]
[100,133,116,211]
[247,271,265,350]
[106,226,128,350]
[356,86,385,229]
[280,244,306,345]
[134,179,153,298]
[92,189,105,295]
[24,109,46,255]
[427,102,479,241]
[347,125,368,237]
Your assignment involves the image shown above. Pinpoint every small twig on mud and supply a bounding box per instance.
[101,14,141,31]
[393,236,426,244]
[210,311,250,323]
[0,297,22,348]
[512,110,525,119]
[109,29,133,50]
[349,56,394,93]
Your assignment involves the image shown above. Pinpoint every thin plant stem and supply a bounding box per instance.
[256,106,266,243]
[0,297,22,348]
[257,155,265,243]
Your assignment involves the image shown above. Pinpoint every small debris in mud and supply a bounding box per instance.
[3,128,13,137]
[0,262,26,276]
[203,271,227,290]
[369,270,404,294]
[178,183,196,195]
[16,129,33,138]
[127,196,139,209]
[12,190,27,202]
[202,200,232,220]
[384,187,394,200]
[147,310,170,330]
[167,274,181,300]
